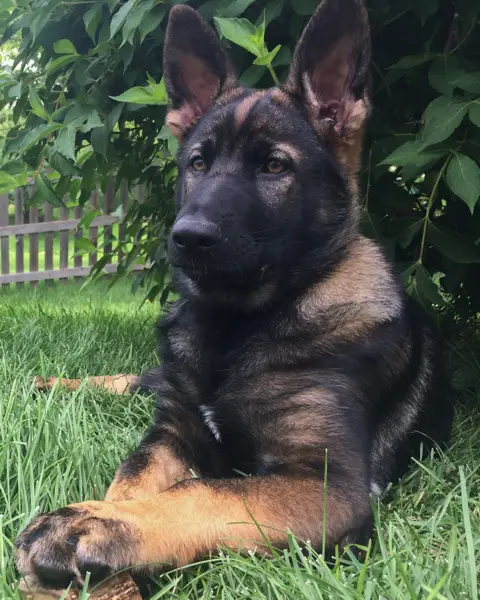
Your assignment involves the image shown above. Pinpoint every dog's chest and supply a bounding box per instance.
[166,306,281,451]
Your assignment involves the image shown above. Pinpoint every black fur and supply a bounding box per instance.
[15,2,455,587]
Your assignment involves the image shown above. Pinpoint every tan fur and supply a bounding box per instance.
[298,235,402,337]
[275,142,303,163]
[105,447,194,501]
[34,375,138,395]
[269,88,293,107]
[16,477,364,578]
[328,98,370,197]
[234,92,264,128]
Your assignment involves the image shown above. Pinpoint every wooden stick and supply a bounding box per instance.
[18,572,142,600]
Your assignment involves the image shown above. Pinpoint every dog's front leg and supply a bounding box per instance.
[15,474,371,588]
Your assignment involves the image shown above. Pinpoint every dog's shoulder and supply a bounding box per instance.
[296,235,403,338]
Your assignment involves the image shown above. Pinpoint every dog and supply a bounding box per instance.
[16,0,454,589]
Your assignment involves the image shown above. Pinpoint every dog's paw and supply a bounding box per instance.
[14,503,138,589]
[32,376,52,391]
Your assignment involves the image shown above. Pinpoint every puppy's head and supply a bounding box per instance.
[163,1,371,308]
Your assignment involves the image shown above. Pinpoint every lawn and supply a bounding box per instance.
[0,280,479,599]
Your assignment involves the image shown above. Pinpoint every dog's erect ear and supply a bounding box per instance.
[163,5,236,140]
[285,0,370,136]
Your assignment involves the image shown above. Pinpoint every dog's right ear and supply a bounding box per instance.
[163,5,236,140]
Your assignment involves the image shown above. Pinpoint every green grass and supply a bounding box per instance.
[0,281,479,599]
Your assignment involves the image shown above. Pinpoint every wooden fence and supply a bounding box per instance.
[0,180,145,287]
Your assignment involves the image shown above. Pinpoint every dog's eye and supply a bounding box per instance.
[190,156,206,172]
[264,156,286,175]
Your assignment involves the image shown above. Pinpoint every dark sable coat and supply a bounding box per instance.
[15,0,454,589]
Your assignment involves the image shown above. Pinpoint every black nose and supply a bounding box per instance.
[171,217,220,252]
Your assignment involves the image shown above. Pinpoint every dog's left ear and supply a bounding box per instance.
[284,0,370,136]
[163,5,236,140]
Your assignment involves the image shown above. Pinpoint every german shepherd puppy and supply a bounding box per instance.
[16,0,454,589]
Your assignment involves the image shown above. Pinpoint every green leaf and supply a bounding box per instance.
[138,4,167,42]
[35,173,65,207]
[54,126,76,162]
[401,263,417,287]
[0,171,20,194]
[121,0,153,46]
[78,209,101,230]
[429,57,480,96]
[415,264,446,307]
[29,4,55,40]
[74,237,96,253]
[83,3,104,42]
[254,45,281,66]
[110,78,167,105]
[157,124,178,157]
[11,123,62,154]
[80,110,103,133]
[400,152,445,181]
[215,0,256,18]
[379,140,443,167]
[110,0,137,39]
[412,0,438,25]
[446,153,480,213]
[257,0,284,26]
[46,148,79,176]
[396,219,423,249]
[91,126,109,159]
[420,96,469,148]
[46,54,79,75]
[105,103,123,132]
[389,53,437,70]
[239,65,264,87]
[53,39,78,55]
[469,102,480,127]
[214,17,261,56]
[292,0,318,15]
[28,86,48,120]
[428,223,480,263]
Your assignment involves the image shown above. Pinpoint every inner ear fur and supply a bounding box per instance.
[284,0,371,195]
[163,5,236,140]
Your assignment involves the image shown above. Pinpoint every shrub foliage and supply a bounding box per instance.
[0,0,480,322]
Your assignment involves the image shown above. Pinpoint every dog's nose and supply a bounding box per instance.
[171,217,220,252]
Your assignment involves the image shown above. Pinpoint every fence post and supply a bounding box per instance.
[15,188,24,289]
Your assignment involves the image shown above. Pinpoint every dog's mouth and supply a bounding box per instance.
[174,261,273,286]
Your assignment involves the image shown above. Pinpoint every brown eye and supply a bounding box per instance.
[264,156,286,175]
[191,156,205,172]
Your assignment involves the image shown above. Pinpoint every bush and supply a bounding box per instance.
[0,0,479,323]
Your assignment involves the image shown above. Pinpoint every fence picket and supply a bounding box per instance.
[14,188,24,288]
[59,205,69,285]
[89,187,99,267]
[44,201,54,272]
[29,200,39,288]
[73,205,83,281]
[0,195,9,285]
[103,179,114,259]
[119,180,128,262]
